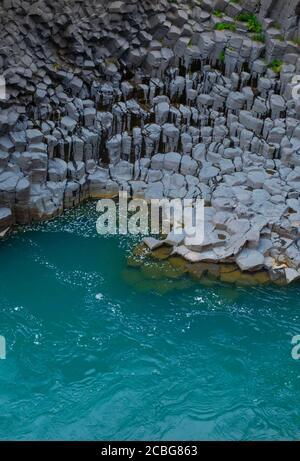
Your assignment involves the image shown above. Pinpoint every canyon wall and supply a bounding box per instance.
[1,0,300,282]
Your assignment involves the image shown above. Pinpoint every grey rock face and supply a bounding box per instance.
[236,248,265,272]
[0,0,299,278]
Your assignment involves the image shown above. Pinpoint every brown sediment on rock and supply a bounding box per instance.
[132,243,151,258]
[253,271,271,284]
[89,192,119,199]
[220,270,258,286]
[141,260,187,280]
[127,255,143,268]
[134,277,193,295]
[129,241,275,287]
[151,246,173,260]
[123,261,192,295]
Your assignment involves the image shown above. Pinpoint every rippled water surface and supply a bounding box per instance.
[0,202,300,440]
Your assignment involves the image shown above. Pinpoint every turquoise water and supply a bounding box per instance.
[0,202,300,441]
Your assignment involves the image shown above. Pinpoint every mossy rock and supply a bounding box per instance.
[135,277,193,295]
[236,272,258,286]
[273,276,287,287]
[220,266,270,286]
[163,263,188,279]
[141,261,187,280]
[151,246,173,261]
[253,271,270,284]
[169,255,189,272]
[141,263,163,280]
[220,263,238,274]
[220,269,250,284]
[199,274,219,287]
[187,262,220,280]
[220,270,237,284]
[205,263,220,278]
[127,255,143,268]
[132,243,151,258]
[187,262,207,280]
[132,243,272,288]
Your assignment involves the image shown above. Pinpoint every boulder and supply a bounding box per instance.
[164,152,181,172]
[143,237,164,250]
[199,165,219,182]
[285,268,300,284]
[26,129,43,144]
[180,155,198,176]
[236,248,265,272]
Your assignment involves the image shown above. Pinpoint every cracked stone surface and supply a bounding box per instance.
[1,0,300,283]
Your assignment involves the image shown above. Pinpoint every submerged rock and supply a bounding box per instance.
[130,242,273,287]
[0,207,13,233]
